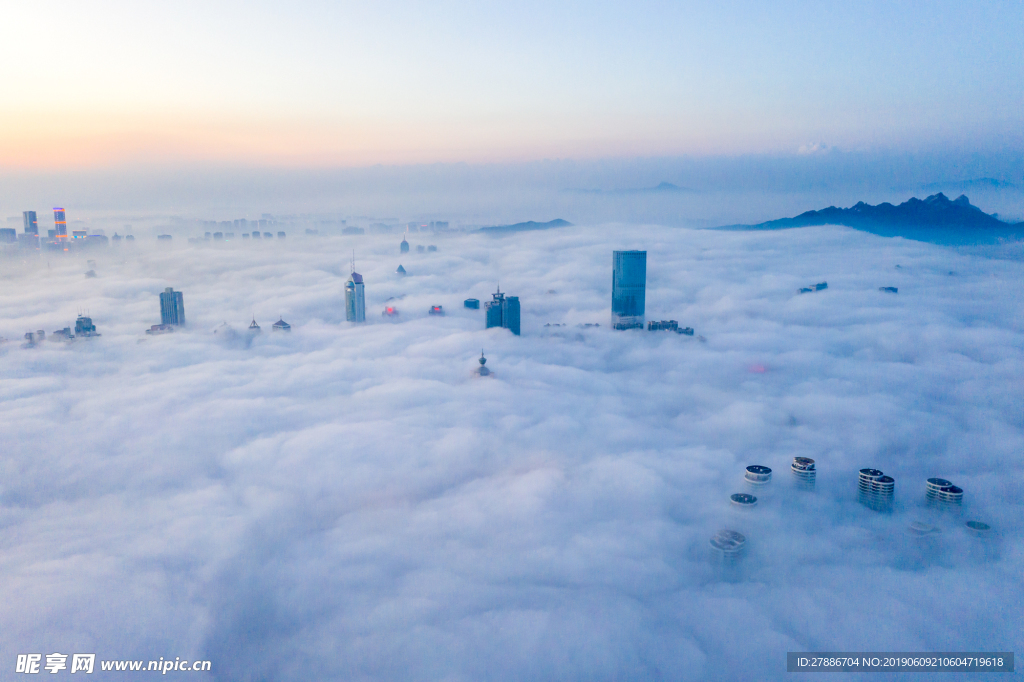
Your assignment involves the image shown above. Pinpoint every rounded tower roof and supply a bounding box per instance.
[475,350,492,376]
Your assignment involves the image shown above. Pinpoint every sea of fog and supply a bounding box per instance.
[1,224,1022,681]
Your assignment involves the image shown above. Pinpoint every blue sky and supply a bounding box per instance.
[2,0,1021,167]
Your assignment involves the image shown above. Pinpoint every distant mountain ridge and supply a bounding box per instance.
[728,193,1023,244]
[759,193,1009,229]
[480,219,572,234]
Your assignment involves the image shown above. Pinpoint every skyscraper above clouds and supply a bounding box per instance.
[345,272,366,322]
[484,287,520,335]
[502,296,520,335]
[160,288,186,326]
[485,289,504,330]
[611,250,646,330]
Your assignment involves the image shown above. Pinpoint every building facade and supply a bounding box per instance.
[485,290,504,329]
[502,296,520,335]
[159,287,186,326]
[345,272,366,322]
[611,250,646,330]
[75,315,99,337]
[23,211,38,235]
[53,208,68,241]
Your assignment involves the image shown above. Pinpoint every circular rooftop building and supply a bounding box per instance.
[730,493,757,508]
[858,469,895,511]
[745,465,772,485]
[710,529,746,565]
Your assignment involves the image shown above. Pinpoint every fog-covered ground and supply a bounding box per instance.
[1,224,1022,680]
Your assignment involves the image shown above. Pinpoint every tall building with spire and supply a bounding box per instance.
[345,272,366,322]
[475,350,492,377]
[484,287,520,335]
[611,250,646,330]
[400,234,409,253]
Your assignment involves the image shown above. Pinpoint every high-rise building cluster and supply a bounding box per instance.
[3,207,116,252]
[711,459,991,574]
[192,217,284,243]
[484,287,520,336]
[5,222,701,341]
[609,250,697,337]
[22,315,101,346]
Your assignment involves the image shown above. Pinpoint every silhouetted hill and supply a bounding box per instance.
[564,182,693,195]
[648,182,689,193]
[725,193,1023,244]
[480,219,572,234]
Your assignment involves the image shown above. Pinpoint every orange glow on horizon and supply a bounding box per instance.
[0,109,763,170]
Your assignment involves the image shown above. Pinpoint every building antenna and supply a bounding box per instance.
[351,250,355,274]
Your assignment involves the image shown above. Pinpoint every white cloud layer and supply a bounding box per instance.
[1,225,1022,680]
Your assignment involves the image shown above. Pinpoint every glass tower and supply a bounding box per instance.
[23,211,38,235]
[485,290,504,330]
[159,287,186,326]
[611,250,646,330]
[502,296,520,335]
[345,272,366,322]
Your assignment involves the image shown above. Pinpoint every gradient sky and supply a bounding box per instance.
[3,0,1022,168]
